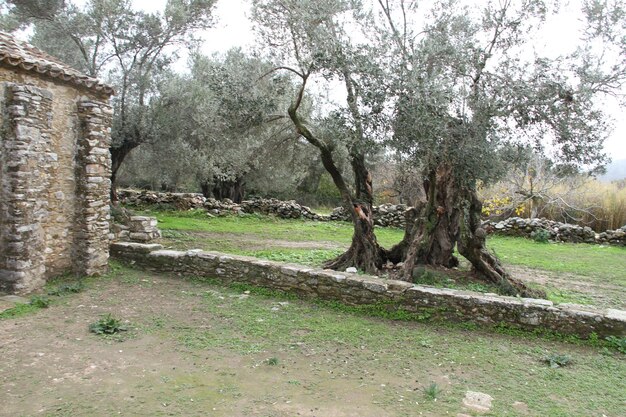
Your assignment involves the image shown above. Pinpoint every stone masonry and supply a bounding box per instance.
[111,242,626,339]
[112,216,162,243]
[0,32,114,293]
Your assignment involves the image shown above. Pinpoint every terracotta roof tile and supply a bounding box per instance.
[0,31,114,96]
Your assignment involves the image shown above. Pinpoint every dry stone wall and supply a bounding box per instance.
[118,190,626,246]
[112,216,161,243]
[484,217,626,246]
[111,242,626,339]
[119,190,408,225]
[328,204,408,228]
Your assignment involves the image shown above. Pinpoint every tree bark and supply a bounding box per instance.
[324,154,386,274]
[391,164,460,280]
[391,166,542,297]
[285,72,385,274]
[212,176,245,203]
[457,188,546,298]
[110,142,137,202]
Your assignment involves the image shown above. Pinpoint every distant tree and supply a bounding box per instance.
[139,49,310,201]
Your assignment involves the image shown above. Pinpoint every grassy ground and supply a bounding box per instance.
[146,210,626,308]
[487,236,626,286]
[1,265,624,417]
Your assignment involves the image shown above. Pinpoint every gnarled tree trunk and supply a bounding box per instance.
[283,70,387,274]
[324,155,386,273]
[457,188,546,298]
[390,164,461,280]
[390,165,542,297]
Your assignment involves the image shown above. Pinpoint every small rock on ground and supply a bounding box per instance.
[0,295,29,304]
[463,391,493,413]
[513,401,529,414]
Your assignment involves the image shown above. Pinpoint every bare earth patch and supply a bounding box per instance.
[161,230,344,251]
[0,276,407,417]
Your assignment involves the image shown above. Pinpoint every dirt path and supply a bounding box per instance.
[0,276,388,417]
[162,230,344,251]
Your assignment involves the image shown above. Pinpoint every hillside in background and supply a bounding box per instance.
[601,159,626,181]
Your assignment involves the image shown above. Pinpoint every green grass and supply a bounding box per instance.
[238,248,344,266]
[487,236,626,285]
[148,209,403,247]
[148,211,626,306]
[158,270,626,416]
[153,211,625,281]
[0,302,41,319]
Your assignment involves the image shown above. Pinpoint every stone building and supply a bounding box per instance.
[0,32,114,293]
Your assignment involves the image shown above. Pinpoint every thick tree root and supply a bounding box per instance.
[324,240,385,275]
[458,190,546,299]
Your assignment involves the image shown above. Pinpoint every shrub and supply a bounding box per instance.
[531,228,551,243]
[48,282,84,296]
[89,314,127,335]
[29,295,50,308]
[605,336,626,354]
[542,353,572,368]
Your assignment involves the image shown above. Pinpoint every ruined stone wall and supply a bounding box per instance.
[0,67,112,293]
[111,242,626,339]
[118,190,626,245]
[484,217,626,246]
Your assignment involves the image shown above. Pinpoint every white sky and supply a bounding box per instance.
[73,0,626,160]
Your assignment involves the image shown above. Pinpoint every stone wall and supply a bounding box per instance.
[118,190,626,246]
[112,216,161,243]
[0,71,112,293]
[484,217,626,246]
[111,242,626,339]
[328,204,408,228]
[118,190,406,225]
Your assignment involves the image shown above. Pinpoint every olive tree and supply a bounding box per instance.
[380,0,624,295]
[252,0,392,273]
[138,49,311,201]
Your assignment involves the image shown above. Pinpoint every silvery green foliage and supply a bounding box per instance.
[252,0,389,168]
[381,0,624,185]
[121,49,314,195]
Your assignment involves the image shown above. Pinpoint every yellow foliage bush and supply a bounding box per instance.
[480,179,626,231]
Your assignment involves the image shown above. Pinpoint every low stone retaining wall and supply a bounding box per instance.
[111,242,625,339]
[118,189,206,210]
[484,217,626,246]
[328,204,408,228]
[119,190,411,227]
